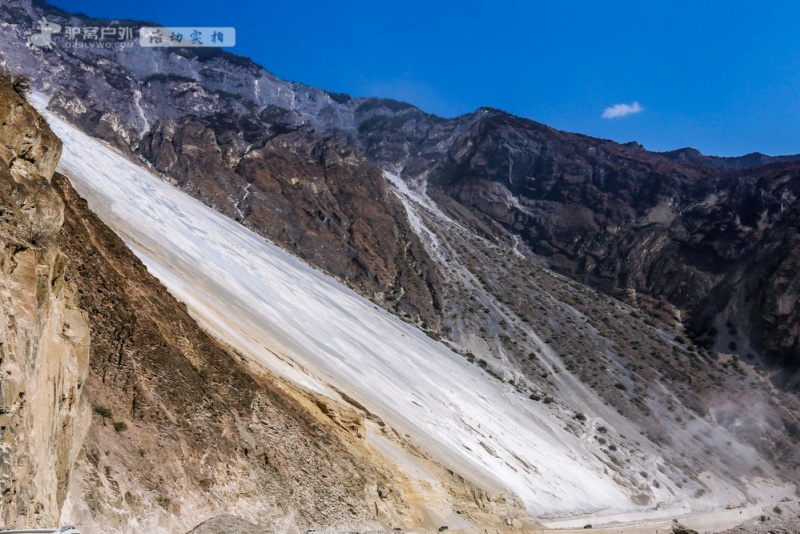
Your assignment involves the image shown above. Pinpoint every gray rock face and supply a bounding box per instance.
[186,514,261,534]
[3,0,799,382]
[0,0,446,327]
[428,112,800,386]
[139,113,444,326]
[658,146,800,171]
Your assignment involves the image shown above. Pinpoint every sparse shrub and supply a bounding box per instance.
[614,382,627,391]
[94,405,113,420]
[597,426,608,434]
[529,393,541,401]
[113,421,128,432]
[728,341,737,351]
[773,505,782,515]
[157,496,172,509]
[543,396,554,405]
[574,412,587,422]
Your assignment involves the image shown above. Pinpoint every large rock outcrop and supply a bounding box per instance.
[0,74,90,527]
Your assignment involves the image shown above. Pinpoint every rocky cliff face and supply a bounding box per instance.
[3,0,797,386]
[0,73,502,533]
[0,2,798,528]
[0,0,446,330]
[0,74,90,527]
[139,113,444,327]
[51,171,420,533]
[429,112,800,386]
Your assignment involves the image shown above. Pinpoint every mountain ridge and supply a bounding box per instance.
[2,1,800,531]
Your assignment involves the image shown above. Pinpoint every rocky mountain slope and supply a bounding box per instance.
[1,74,490,534]
[40,90,799,531]
[138,113,444,328]
[1,0,797,391]
[1,0,800,531]
[657,146,800,171]
[428,112,800,388]
[0,0,445,329]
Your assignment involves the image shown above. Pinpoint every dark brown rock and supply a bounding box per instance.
[430,112,800,385]
[141,115,444,328]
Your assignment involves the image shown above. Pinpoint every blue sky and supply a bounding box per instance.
[49,0,800,156]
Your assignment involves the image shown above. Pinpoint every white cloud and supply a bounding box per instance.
[602,101,644,119]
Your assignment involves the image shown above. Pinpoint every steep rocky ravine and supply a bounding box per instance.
[1,1,799,528]
[0,76,502,533]
[0,0,446,331]
[52,171,410,533]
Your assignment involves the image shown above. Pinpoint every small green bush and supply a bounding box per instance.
[94,406,113,419]
[113,421,128,432]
